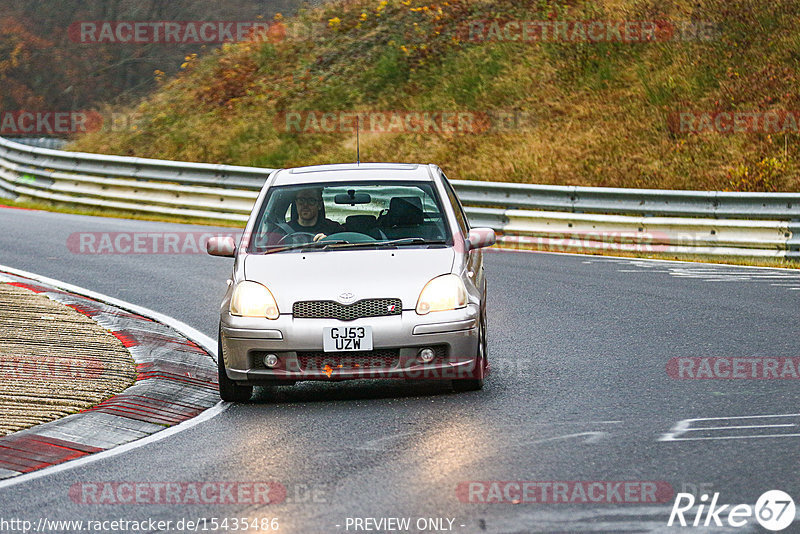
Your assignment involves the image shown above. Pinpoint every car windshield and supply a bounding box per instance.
[248,181,452,253]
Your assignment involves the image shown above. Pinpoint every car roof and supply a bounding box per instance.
[270,163,437,186]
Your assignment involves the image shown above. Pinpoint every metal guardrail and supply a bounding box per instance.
[0,136,797,259]
[455,181,800,220]
[4,137,68,150]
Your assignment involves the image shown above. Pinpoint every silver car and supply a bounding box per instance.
[207,163,495,402]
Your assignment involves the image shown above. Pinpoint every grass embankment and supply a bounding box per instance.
[69,0,800,192]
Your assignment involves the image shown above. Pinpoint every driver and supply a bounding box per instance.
[289,187,344,237]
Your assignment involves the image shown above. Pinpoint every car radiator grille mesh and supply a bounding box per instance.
[292,298,402,321]
[297,349,400,370]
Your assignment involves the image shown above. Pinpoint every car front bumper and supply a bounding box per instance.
[220,305,480,383]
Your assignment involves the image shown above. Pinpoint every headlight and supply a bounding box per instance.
[230,281,280,319]
[416,274,468,315]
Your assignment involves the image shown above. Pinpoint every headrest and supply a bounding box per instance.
[346,214,377,230]
[384,197,423,227]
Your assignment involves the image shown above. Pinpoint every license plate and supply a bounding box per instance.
[323,326,373,352]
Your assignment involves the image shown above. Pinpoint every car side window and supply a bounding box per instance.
[441,173,470,234]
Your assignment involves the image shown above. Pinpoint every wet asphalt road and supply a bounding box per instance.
[1,206,799,533]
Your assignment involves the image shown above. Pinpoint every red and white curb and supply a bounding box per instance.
[0,269,219,481]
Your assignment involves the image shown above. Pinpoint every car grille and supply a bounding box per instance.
[297,349,400,371]
[292,298,402,321]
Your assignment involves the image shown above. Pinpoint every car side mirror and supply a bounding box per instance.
[207,236,236,257]
[467,228,496,251]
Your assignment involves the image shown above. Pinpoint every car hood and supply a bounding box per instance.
[243,247,455,310]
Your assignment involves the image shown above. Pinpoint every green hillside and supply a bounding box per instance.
[69,0,800,191]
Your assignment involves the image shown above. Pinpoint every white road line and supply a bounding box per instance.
[685,413,800,421]
[660,414,800,442]
[0,401,228,490]
[523,431,608,445]
[0,263,229,489]
[662,433,800,442]
[357,431,418,451]
[526,420,623,426]
[690,424,796,431]
[603,256,800,272]
[612,260,800,294]
[504,249,800,273]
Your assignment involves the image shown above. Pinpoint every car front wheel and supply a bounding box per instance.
[452,311,487,392]
[218,328,253,402]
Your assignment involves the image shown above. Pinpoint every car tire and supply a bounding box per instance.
[452,311,487,392]
[218,328,253,402]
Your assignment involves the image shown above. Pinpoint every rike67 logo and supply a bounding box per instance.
[668,490,796,531]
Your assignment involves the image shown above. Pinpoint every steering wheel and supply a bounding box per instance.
[324,232,377,243]
[277,232,317,245]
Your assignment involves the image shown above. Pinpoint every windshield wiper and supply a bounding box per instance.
[260,238,447,253]
[327,238,448,249]
[261,240,349,254]
[376,238,448,247]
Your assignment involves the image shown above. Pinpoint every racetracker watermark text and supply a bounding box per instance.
[462,19,718,43]
[669,111,800,134]
[667,357,800,379]
[68,21,285,44]
[275,110,535,135]
[0,111,103,135]
[0,517,280,533]
[456,481,674,503]
[0,355,104,380]
[67,232,239,254]
[69,482,285,505]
